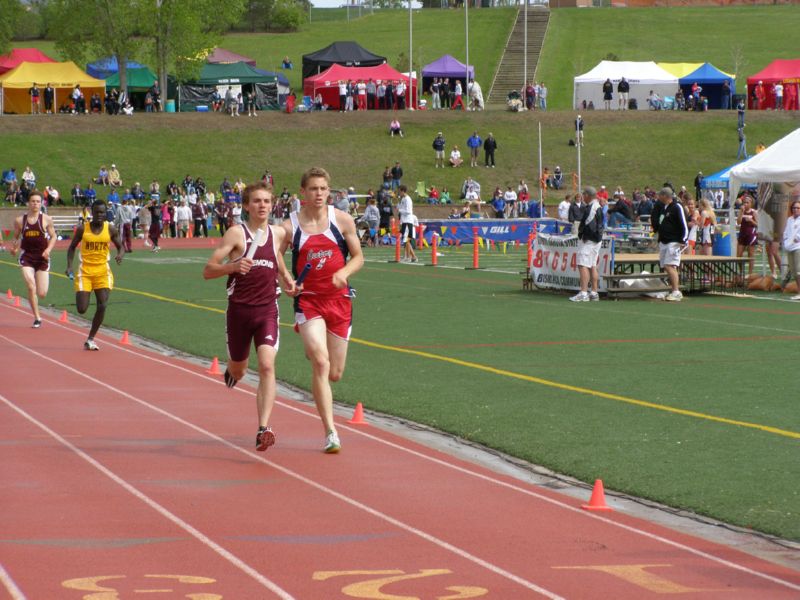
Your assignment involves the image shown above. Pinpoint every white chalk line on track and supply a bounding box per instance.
[0,332,565,600]
[0,390,296,600]
[4,303,800,592]
[0,563,27,600]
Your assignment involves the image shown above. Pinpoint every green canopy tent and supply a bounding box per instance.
[104,66,158,111]
[177,62,279,112]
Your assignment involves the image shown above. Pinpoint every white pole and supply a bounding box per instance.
[538,121,543,208]
[408,0,413,110]
[576,118,582,193]
[465,0,470,96]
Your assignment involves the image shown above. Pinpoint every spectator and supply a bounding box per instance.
[389,118,403,137]
[570,186,604,302]
[721,79,732,110]
[538,81,547,111]
[366,78,376,109]
[503,185,518,218]
[109,164,122,187]
[617,77,630,110]
[517,180,530,215]
[44,83,54,114]
[466,131,482,167]
[363,198,380,246]
[391,162,403,191]
[558,195,571,221]
[602,78,613,110]
[491,188,506,218]
[97,166,110,186]
[736,195,758,274]
[553,166,564,190]
[461,176,481,202]
[737,125,748,160]
[608,193,634,227]
[21,166,36,190]
[192,197,208,237]
[568,193,583,232]
[483,133,498,168]
[432,132,446,168]
[397,185,416,262]
[449,145,463,167]
[84,183,97,205]
[176,200,192,237]
[698,198,716,256]
[647,90,663,110]
[282,56,293,69]
[71,183,84,206]
[396,79,406,110]
[574,115,584,146]
[440,187,451,205]
[378,185,393,234]
[684,197,700,255]
[783,200,800,300]
[651,187,688,301]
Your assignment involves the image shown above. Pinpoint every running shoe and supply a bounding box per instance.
[223,369,238,389]
[84,339,100,351]
[323,430,341,454]
[569,291,589,302]
[256,426,275,452]
[588,291,600,301]
[791,294,800,301]
[665,290,683,302]
[32,319,42,328]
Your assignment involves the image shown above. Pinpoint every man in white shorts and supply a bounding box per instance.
[570,186,604,302]
[651,187,688,302]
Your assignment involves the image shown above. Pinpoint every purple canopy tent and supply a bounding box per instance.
[421,54,474,92]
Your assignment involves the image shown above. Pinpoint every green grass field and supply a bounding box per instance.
[1,247,798,541]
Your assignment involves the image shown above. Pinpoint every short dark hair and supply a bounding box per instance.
[242,182,273,205]
[300,167,331,189]
[92,199,106,210]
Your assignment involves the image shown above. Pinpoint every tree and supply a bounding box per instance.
[141,0,246,102]
[0,0,24,55]
[49,0,143,95]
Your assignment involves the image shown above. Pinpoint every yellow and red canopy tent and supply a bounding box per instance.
[0,61,105,114]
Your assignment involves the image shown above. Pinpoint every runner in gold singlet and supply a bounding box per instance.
[66,200,124,351]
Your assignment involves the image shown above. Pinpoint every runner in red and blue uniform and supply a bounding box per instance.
[204,182,297,451]
[9,191,56,328]
[280,167,364,454]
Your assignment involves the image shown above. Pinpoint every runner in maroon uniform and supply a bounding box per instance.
[203,182,297,451]
[9,191,56,328]
[280,167,364,454]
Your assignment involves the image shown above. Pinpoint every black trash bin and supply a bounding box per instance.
[628,98,638,110]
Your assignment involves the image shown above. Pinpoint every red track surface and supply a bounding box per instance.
[1,300,799,599]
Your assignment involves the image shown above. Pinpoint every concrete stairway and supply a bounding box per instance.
[487,6,550,106]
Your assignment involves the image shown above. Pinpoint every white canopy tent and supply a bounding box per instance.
[729,127,800,257]
[573,61,678,111]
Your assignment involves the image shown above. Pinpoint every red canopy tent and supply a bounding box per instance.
[206,48,256,67]
[746,59,800,110]
[0,48,56,75]
[303,63,417,110]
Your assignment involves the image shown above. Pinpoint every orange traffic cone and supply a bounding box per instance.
[582,479,613,511]
[59,310,68,322]
[6,289,12,299]
[207,356,222,375]
[347,402,366,425]
[120,330,131,345]
[13,296,21,307]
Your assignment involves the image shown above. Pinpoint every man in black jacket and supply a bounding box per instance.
[432,132,446,168]
[651,187,688,301]
[570,186,604,302]
[483,133,498,168]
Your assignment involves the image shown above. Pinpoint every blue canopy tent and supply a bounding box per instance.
[679,63,735,109]
[700,162,756,190]
[86,56,148,80]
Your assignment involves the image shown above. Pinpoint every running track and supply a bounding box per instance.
[1,300,798,599]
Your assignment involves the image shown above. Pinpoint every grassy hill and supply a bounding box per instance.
[538,5,800,109]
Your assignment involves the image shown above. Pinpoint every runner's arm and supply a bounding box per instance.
[332,210,364,289]
[65,224,85,275]
[203,225,248,279]
[8,216,22,257]
[271,226,298,296]
[43,215,57,260]
[109,223,125,264]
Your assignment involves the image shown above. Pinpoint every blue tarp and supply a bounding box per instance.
[700,161,756,190]
[679,63,735,109]
[87,56,148,80]
[254,67,289,88]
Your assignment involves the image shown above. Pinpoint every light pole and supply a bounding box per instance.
[465,0,470,95]
[408,0,413,109]
[523,0,528,91]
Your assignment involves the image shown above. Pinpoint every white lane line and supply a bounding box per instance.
[0,334,564,600]
[0,563,27,600]
[4,304,800,592]
[0,393,295,600]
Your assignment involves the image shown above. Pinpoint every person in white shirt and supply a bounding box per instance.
[338,81,347,112]
[783,200,800,300]
[176,200,192,237]
[774,82,784,110]
[558,195,571,221]
[538,83,548,111]
[503,186,518,218]
[397,185,416,262]
[449,145,463,167]
[22,166,36,189]
[395,80,407,110]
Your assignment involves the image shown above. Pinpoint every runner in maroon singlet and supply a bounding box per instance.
[279,167,364,454]
[203,182,297,451]
[9,191,56,328]
[736,195,758,275]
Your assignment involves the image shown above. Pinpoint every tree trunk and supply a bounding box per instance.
[117,52,128,97]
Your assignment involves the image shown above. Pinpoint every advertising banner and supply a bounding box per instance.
[530,233,615,291]
[422,219,571,245]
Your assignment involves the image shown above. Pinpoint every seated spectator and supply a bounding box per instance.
[109,164,122,187]
[121,99,134,115]
[282,56,293,70]
[97,166,110,186]
[448,207,461,219]
[636,194,654,220]
[389,118,403,137]
[647,90,663,110]
[449,145,463,167]
[428,185,440,205]
[45,185,62,206]
[90,93,102,113]
[527,199,546,219]
[71,183,84,206]
[21,166,36,190]
[84,183,97,204]
[552,166,563,190]
[461,176,481,202]
[440,187,451,204]
[540,167,552,189]
[608,193,634,227]
[675,88,686,110]
[314,93,324,111]
[211,89,222,112]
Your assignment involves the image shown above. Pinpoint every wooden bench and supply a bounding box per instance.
[604,272,675,299]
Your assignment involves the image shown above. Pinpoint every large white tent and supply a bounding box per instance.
[573,61,678,111]
[728,127,800,257]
